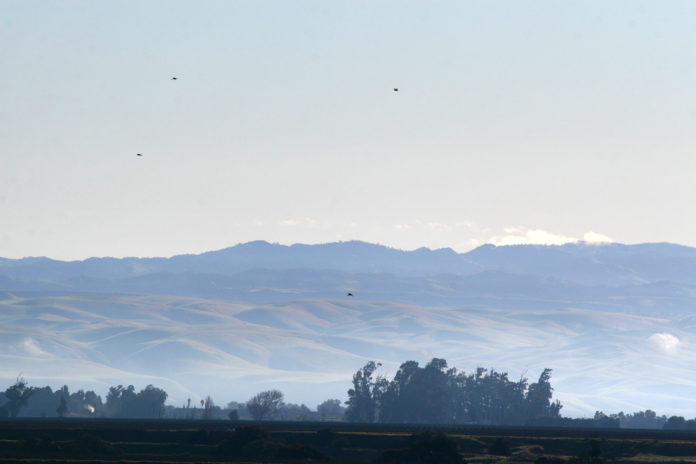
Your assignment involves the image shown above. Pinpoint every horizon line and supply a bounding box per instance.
[1,238,690,263]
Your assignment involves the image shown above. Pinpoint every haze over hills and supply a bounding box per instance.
[2,241,696,417]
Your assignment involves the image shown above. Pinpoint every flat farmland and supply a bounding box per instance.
[2,419,696,463]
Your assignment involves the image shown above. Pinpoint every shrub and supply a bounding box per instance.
[217,425,269,456]
[62,434,122,457]
[316,428,337,447]
[275,443,329,460]
[535,457,567,464]
[374,431,464,464]
[488,437,512,456]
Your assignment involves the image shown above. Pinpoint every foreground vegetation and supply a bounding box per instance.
[4,418,696,463]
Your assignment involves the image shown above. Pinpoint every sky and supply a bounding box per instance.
[3,0,696,260]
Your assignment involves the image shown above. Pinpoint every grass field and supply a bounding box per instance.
[2,419,696,463]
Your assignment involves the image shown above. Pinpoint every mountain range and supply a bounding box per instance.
[2,240,696,299]
[2,241,696,417]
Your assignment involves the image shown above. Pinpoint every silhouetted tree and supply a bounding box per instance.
[317,399,345,420]
[227,401,249,419]
[69,388,103,416]
[276,402,315,421]
[615,409,667,429]
[347,359,561,426]
[664,416,687,430]
[202,395,216,420]
[139,384,167,418]
[380,359,455,424]
[247,389,284,421]
[7,384,104,418]
[345,361,385,422]
[56,395,68,417]
[18,385,55,417]
[106,384,167,418]
[526,368,561,420]
[4,378,34,418]
[106,385,136,417]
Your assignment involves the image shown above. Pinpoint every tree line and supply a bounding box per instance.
[2,360,693,429]
[0,378,169,419]
[345,359,561,425]
[0,378,345,421]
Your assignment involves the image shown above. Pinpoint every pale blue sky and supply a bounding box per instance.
[3,0,696,259]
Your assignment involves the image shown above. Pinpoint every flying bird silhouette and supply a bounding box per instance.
[393,88,398,92]
[347,292,353,297]
[171,77,177,80]
[136,153,142,157]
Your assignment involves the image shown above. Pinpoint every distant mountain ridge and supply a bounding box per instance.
[0,241,470,281]
[2,241,696,288]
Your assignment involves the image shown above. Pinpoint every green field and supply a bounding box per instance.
[2,419,696,463]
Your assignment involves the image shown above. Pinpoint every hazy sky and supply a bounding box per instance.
[3,0,696,260]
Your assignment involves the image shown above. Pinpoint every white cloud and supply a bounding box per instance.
[22,338,52,357]
[649,333,681,352]
[486,227,616,247]
[583,231,614,243]
[489,227,578,246]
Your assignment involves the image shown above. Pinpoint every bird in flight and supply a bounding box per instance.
[171,77,177,80]
[136,153,142,157]
[393,88,398,92]
[347,292,353,297]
